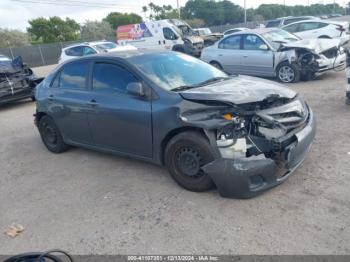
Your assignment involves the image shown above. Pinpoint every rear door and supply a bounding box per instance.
[87,60,153,158]
[46,60,92,144]
[240,34,274,76]
[216,34,243,74]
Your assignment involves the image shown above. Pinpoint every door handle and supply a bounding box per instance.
[158,40,161,45]
[163,40,166,44]
[218,54,223,56]
[243,55,248,58]
[48,94,54,101]
[87,99,98,106]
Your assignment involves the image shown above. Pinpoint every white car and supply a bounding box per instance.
[282,20,349,45]
[223,27,249,36]
[58,41,137,63]
[200,28,346,83]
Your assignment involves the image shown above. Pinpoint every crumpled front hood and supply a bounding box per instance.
[186,36,204,44]
[180,75,296,105]
[282,38,341,53]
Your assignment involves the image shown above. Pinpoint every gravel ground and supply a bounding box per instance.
[0,65,349,255]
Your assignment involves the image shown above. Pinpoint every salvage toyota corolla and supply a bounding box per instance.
[34,51,316,198]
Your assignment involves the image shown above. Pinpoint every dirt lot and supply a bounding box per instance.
[0,65,349,255]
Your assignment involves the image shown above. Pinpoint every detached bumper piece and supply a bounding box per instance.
[203,110,316,199]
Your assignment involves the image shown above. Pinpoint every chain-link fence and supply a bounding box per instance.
[0,38,115,68]
[0,21,265,68]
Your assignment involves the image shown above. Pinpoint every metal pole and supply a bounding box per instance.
[7,41,14,59]
[177,0,181,19]
[333,0,336,14]
[244,0,247,25]
[38,44,45,66]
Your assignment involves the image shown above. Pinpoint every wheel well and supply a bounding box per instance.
[35,112,48,123]
[160,126,206,165]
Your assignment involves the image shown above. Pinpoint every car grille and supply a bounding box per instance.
[258,98,309,133]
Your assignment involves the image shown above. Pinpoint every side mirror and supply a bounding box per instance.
[127,82,145,97]
[259,44,269,51]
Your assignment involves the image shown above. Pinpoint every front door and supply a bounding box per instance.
[87,61,153,158]
[240,34,274,77]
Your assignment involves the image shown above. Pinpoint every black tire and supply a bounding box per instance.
[276,62,300,83]
[164,131,216,192]
[210,61,223,70]
[301,71,316,81]
[38,115,69,153]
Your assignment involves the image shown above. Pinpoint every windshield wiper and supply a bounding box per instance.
[171,85,198,92]
[193,76,230,87]
[171,77,230,92]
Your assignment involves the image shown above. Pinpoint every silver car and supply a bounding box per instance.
[201,28,347,83]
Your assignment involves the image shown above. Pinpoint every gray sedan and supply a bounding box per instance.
[201,28,346,83]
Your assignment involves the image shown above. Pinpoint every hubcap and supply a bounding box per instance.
[176,148,203,177]
[279,66,295,83]
[42,122,57,146]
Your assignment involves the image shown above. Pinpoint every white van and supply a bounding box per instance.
[117,19,204,57]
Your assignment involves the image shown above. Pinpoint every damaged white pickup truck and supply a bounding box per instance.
[201,28,347,83]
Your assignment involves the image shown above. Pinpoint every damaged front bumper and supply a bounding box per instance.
[315,51,347,73]
[202,109,316,199]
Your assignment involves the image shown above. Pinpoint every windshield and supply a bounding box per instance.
[93,42,118,51]
[262,29,300,49]
[129,52,228,91]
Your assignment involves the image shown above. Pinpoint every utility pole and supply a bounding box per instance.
[333,0,336,14]
[177,0,181,19]
[244,0,247,25]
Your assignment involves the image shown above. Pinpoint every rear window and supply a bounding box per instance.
[65,46,84,56]
[266,20,281,28]
[59,62,89,90]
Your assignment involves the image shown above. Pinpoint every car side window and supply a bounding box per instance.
[219,35,241,49]
[242,35,265,50]
[299,22,320,31]
[50,71,61,88]
[283,23,300,33]
[83,46,97,56]
[163,27,178,40]
[317,22,328,29]
[92,63,138,93]
[60,62,89,90]
[65,46,84,56]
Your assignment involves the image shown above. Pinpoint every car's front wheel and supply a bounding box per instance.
[38,115,69,153]
[165,131,216,192]
[276,62,300,83]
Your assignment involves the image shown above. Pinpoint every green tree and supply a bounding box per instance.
[182,0,243,26]
[27,16,80,43]
[143,3,179,20]
[103,12,142,29]
[81,21,114,41]
[0,28,29,48]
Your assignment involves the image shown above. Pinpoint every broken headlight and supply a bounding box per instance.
[216,118,248,158]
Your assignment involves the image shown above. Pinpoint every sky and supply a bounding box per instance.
[0,0,347,31]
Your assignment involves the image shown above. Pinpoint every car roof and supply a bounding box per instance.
[63,40,114,50]
[282,19,338,27]
[234,27,279,35]
[62,50,173,64]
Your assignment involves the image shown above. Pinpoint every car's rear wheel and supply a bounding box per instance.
[210,61,223,70]
[164,131,216,192]
[38,116,69,153]
[276,62,300,83]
